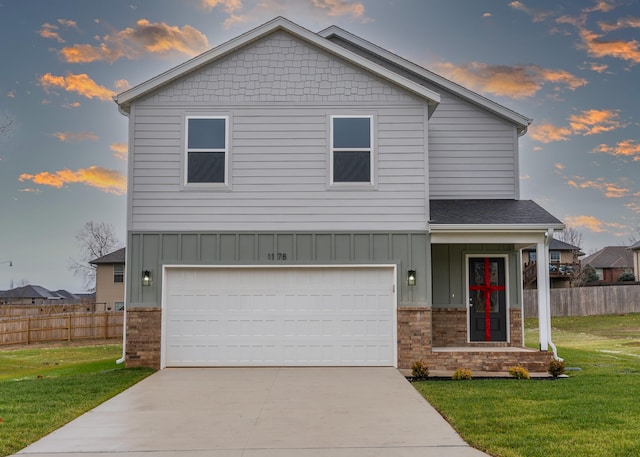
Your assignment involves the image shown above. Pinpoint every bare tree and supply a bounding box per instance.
[554,225,583,249]
[69,221,123,292]
[0,113,13,136]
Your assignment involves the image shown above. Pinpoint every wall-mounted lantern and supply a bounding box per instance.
[142,270,152,286]
[407,269,416,286]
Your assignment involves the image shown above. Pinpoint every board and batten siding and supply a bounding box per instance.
[128,31,429,233]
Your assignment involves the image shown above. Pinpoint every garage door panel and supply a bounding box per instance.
[164,267,395,367]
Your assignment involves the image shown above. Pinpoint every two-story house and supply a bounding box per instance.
[90,247,126,312]
[114,18,563,372]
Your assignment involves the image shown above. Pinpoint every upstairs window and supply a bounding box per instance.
[186,116,228,184]
[114,264,124,283]
[331,116,373,184]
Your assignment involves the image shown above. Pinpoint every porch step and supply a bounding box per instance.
[428,348,555,373]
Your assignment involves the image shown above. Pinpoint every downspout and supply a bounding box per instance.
[116,261,127,364]
[544,228,563,362]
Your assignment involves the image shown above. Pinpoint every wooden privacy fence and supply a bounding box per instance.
[0,312,123,345]
[524,284,640,318]
[0,303,96,317]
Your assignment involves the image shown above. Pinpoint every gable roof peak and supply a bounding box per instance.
[115,16,440,115]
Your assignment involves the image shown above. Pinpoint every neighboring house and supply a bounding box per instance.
[582,246,634,282]
[90,248,125,312]
[114,17,563,372]
[632,241,640,281]
[0,285,79,305]
[522,239,584,289]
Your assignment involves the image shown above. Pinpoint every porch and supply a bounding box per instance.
[428,346,555,373]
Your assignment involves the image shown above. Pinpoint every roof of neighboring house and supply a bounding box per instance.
[429,200,563,228]
[0,285,76,300]
[523,238,584,254]
[90,247,125,265]
[631,240,640,250]
[582,246,633,269]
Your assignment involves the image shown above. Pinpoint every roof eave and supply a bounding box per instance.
[318,25,532,133]
[429,223,565,232]
[115,17,441,114]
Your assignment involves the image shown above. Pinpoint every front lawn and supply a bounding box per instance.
[414,314,640,457]
[0,344,153,456]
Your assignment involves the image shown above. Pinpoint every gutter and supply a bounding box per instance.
[545,228,563,362]
[116,264,127,365]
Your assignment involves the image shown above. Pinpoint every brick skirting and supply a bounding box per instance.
[125,307,161,369]
[432,307,524,347]
[396,307,431,369]
[429,349,555,373]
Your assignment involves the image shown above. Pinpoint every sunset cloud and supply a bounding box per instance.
[579,28,640,64]
[594,139,640,161]
[530,109,625,143]
[433,61,586,99]
[568,109,623,135]
[39,23,65,43]
[52,131,98,142]
[40,73,115,101]
[508,1,552,23]
[567,177,630,198]
[60,19,209,63]
[201,0,242,13]
[599,16,640,32]
[563,215,627,233]
[110,143,128,160]
[19,166,126,195]
[528,123,572,143]
[311,0,368,20]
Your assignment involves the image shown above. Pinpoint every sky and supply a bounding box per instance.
[1,0,639,292]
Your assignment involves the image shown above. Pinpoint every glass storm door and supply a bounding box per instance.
[468,257,507,342]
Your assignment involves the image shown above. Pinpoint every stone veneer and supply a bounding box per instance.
[125,308,161,369]
[396,307,431,369]
[432,308,523,347]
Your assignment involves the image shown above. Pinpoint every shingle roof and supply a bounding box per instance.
[429,200,563,226]
[523,238,583,253]
[0,285,64,299]
[631,240,640,250]
[90,247,125,265]
[582,246,633,269]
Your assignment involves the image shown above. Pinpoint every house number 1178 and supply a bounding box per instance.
[267,252,287,260]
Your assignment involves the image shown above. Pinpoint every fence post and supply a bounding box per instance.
[26,316,30,344]
[104,313,109,339]
[67,314,71,342]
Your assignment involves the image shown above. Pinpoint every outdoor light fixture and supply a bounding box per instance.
[142,270,152,286]
[407,269,416,286]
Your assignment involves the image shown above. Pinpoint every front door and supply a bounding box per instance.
[468,257,507,342]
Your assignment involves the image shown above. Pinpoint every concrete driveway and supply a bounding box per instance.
[16,368,489,457]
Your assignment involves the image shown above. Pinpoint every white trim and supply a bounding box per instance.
[160,263,398,369]
[184,115,229,188]
[318,25,531,133]
[329,115,374,186]
[465,254,510,344]
[115,17,440,113]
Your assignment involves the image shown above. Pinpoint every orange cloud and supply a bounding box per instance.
[40,73,115,101]
[567,177,630,198]
[563,215,627,233]
[311,0,368,20]
[19,167,126,195]
[509,1,552,22]
[110,143,128,160]
[594,140,640,161]
[52,131,98,142]
[60,19,209,63]
[433,62,586,100]
[528,123,572,143]
[579,28,640,64]
[599,16,640,32]
[586,61,608,73]
[583,1,616,13]
[39,23,65,43]
[568,109,623,135]
[201,0,242,13]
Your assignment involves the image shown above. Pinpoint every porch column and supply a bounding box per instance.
[536,236,550,351]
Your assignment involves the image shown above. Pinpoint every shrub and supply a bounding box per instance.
[411,360,429,380]
[618,272,636,282]
[548,359,566,378]
[452,368,473,380]
[508,365,530,380]
[581,264,599,283]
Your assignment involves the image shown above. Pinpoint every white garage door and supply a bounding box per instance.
[163,266,396,367]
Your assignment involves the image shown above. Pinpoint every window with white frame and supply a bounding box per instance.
[550,251,561,262]
[331,116,373,184]
[113,264,124,283]
[185,116,228,184]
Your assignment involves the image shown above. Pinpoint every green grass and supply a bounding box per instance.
[414,314,640,457]
[0,344,154,457]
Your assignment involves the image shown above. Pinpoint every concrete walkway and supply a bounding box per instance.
[16,368,490,456]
